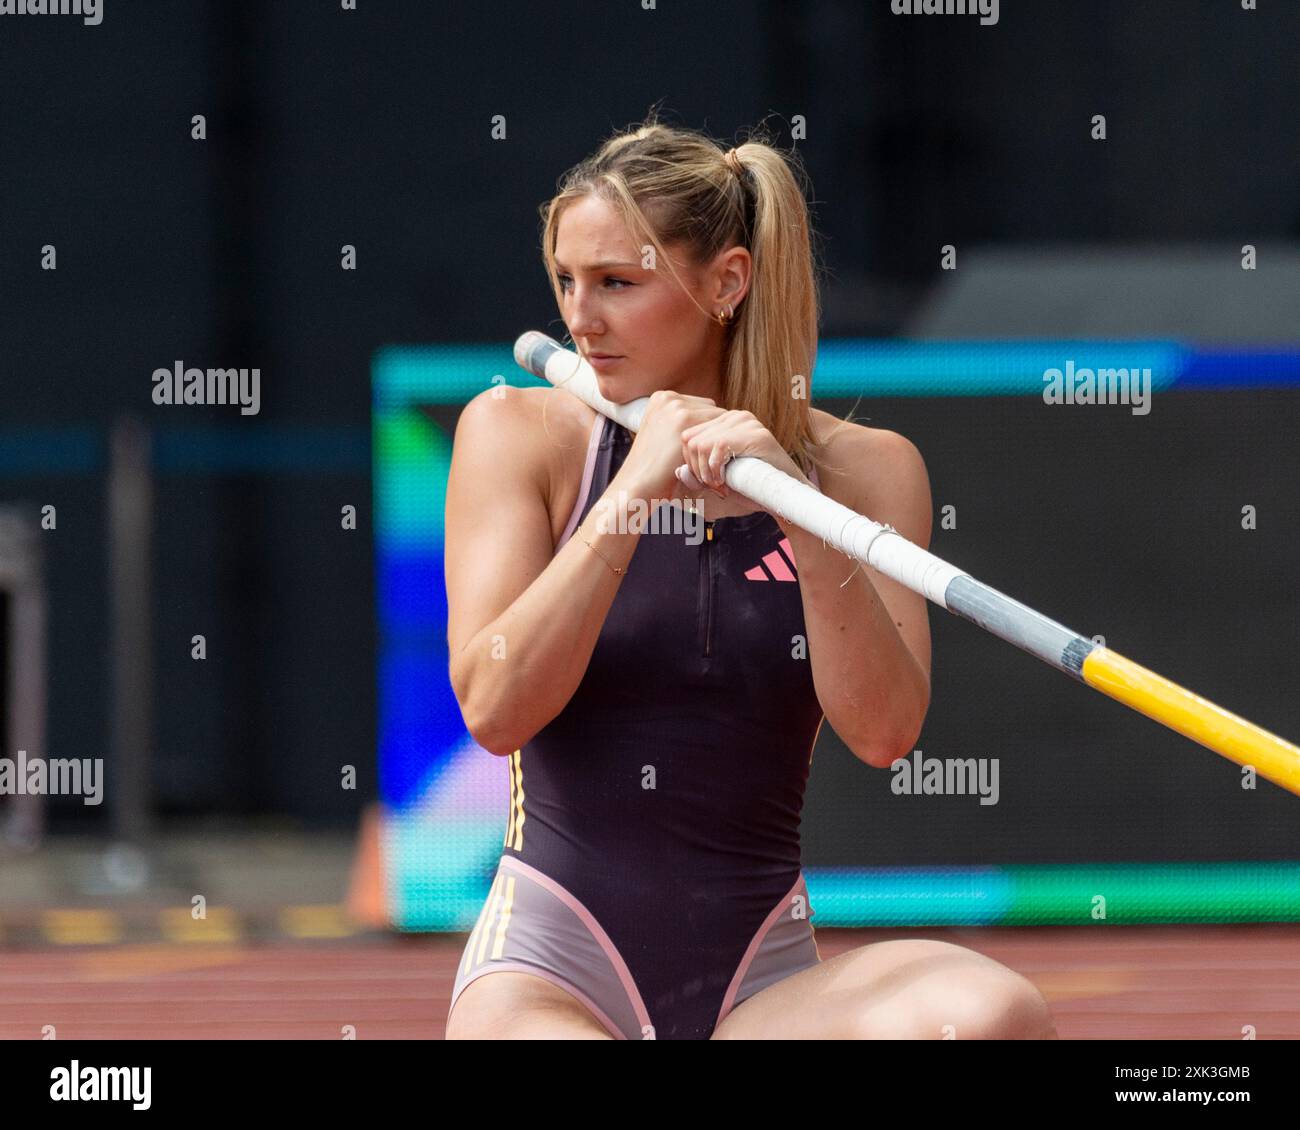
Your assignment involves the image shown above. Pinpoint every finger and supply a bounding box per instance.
[694,424,734,490]
[676,463,705,491]
[681,427,710,488]
[697,439,727,494]
[683,416,727,486]
[709,443,733,489]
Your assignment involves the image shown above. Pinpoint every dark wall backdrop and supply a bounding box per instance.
[1,1,1297,851]
[804,388,1300,865]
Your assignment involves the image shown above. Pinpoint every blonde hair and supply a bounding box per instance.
[538,108,849,479]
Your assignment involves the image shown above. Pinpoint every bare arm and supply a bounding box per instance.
[773,428,933,769]
[444,389,644,755]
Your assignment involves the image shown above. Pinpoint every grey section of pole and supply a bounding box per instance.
[944,574,1095,680]
[0,506,47,850]
[513,330,564,382]
[108,415,154,845]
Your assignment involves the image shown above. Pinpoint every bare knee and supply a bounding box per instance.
[947,969,1055,1039]
[909,968,1055,1040]
[847,946,1056,1040]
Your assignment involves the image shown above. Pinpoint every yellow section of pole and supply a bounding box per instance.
[1081,647,1300,797]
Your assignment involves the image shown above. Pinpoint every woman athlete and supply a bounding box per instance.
[444,115,1058,1040]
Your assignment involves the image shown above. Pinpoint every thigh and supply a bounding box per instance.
[446,970,615,1040]
[711,938,1054,1040]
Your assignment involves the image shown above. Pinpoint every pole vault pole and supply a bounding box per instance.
[513,330,1300,798]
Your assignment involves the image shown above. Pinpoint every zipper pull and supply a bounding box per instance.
[706,521,714,542]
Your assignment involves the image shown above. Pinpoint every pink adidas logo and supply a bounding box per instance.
[744,537,798,582]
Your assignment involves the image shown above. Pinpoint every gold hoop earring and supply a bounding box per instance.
[716,303,735,327]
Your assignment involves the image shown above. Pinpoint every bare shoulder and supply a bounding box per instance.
[455,385,593,475]
[807,408,930,508]
[452,385,599,542]
[806,408,932,550]
[456,384,590,442]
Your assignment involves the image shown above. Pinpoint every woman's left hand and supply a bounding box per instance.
[678,409,811,503]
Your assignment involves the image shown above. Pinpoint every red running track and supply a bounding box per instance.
[2,926,1297,1040]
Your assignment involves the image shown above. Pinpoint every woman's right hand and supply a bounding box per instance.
[613,390,728,504]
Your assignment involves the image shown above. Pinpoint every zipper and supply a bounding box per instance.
[701,520,716,657]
